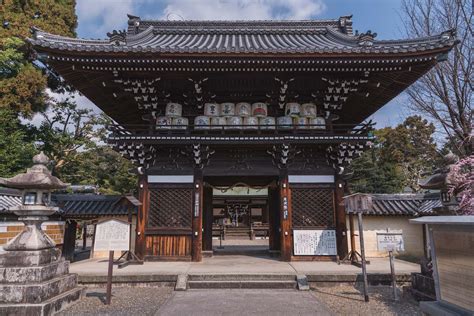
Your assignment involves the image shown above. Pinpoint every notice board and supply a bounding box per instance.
[94,219,130,251]
[293,229,337,256]
[376,233,405,252]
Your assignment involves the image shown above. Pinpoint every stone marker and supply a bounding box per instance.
[175,274,188,291]
[296,275,310,291]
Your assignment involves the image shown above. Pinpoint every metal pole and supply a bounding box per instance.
[357,212,369,302]
[106,250,114,305]
[389,250,398,301]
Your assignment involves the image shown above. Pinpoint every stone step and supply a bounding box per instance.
[188,274,296,281]
[0,260,69,284]
[0,286,84,316]
[0,274,78,304]
[188,280,297,289]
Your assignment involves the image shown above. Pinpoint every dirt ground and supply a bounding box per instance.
[57,286,174,316]
[312,284,422,316]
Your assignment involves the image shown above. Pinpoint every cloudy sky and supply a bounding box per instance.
[71,0,412,127]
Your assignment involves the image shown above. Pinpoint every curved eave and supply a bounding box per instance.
[29,28,457,58]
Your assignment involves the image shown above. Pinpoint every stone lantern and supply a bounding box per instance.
[0,152,83,315]
[0,152,67,254]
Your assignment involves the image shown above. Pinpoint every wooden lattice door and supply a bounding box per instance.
[291,187,335,228]
[145,186,193,258]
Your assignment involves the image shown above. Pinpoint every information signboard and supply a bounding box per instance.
[293,229,337,256]
[376,233,404,252]
[94,219,130,251]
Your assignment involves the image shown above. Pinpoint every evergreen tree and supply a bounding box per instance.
[0,107,36,177]
[0,0,77,116]
[350,116,438,193]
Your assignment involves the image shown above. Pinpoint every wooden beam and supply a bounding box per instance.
[135,175,148,259]
[334,178,348,259]
[280,170,292,261]
[192,169,203,262]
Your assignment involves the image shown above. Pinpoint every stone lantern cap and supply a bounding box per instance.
[0,152,68,190]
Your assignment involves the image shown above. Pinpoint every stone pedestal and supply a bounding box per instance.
[0,249,83,315]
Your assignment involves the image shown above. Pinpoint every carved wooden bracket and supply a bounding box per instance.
[112,142,157,174]
[267,143,300,169]
[326,141,372,175]
[190,144,215,169]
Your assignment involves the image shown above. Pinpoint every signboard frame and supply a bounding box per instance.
[293,229,337,256]
[376,232,405,252]
[93,218,130,252]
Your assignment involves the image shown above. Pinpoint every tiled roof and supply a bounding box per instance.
[29,18,457,55]
[0,189,137,219]
[52,194,137,219]
[358,193,441,216]
[0,188,21,214]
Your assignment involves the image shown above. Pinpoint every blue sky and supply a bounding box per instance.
[73,0,414,128]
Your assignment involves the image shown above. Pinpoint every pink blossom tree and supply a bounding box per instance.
[447,155,474,214]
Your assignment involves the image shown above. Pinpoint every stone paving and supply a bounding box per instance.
[70,254,420,277]
[158,289,333,316]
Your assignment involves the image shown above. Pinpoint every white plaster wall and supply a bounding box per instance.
[345,215,424,258]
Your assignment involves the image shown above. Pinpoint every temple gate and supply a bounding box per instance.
[29,15,456,262]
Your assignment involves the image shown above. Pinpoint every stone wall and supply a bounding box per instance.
[0,221,65,251]
[345,215,424,258]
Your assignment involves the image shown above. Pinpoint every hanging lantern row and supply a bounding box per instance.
[155,102,327,131]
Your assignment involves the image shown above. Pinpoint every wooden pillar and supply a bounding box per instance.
[334,178,348,259]
[62,220,77,262]
[280,170,292,261]
[82,223,87,250]
[192,169,203,262]
[135,175,148,259]
[202,185,213,252]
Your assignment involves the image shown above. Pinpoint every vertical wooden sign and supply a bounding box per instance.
[280,170,292,261]
[192,170,203,262]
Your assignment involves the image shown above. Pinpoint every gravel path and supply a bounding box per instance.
[58,285,422,315]
[312,284,422,316]
[58,287,173,316]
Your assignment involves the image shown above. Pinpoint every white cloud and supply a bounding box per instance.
[76,0,135,38]
[76,0,326,39]
[159,0,326,21]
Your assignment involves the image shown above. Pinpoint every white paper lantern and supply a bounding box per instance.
[285,103,300,117]
[194,116,210,130]
[156,116,172,129]
[220,103,235,117]
[295,117,308,129]
[226,116,243,129]
[309,117,326,130]
[243,116,259,130]
[259,117,275,130]
[236,102,251,117]
[277,116,293,129]
[301,103,317,118]
[204,103,220,117]
[252,102,268,117]
[165,103,182,117]
[210,117,227,130]
[172,117,188,130]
